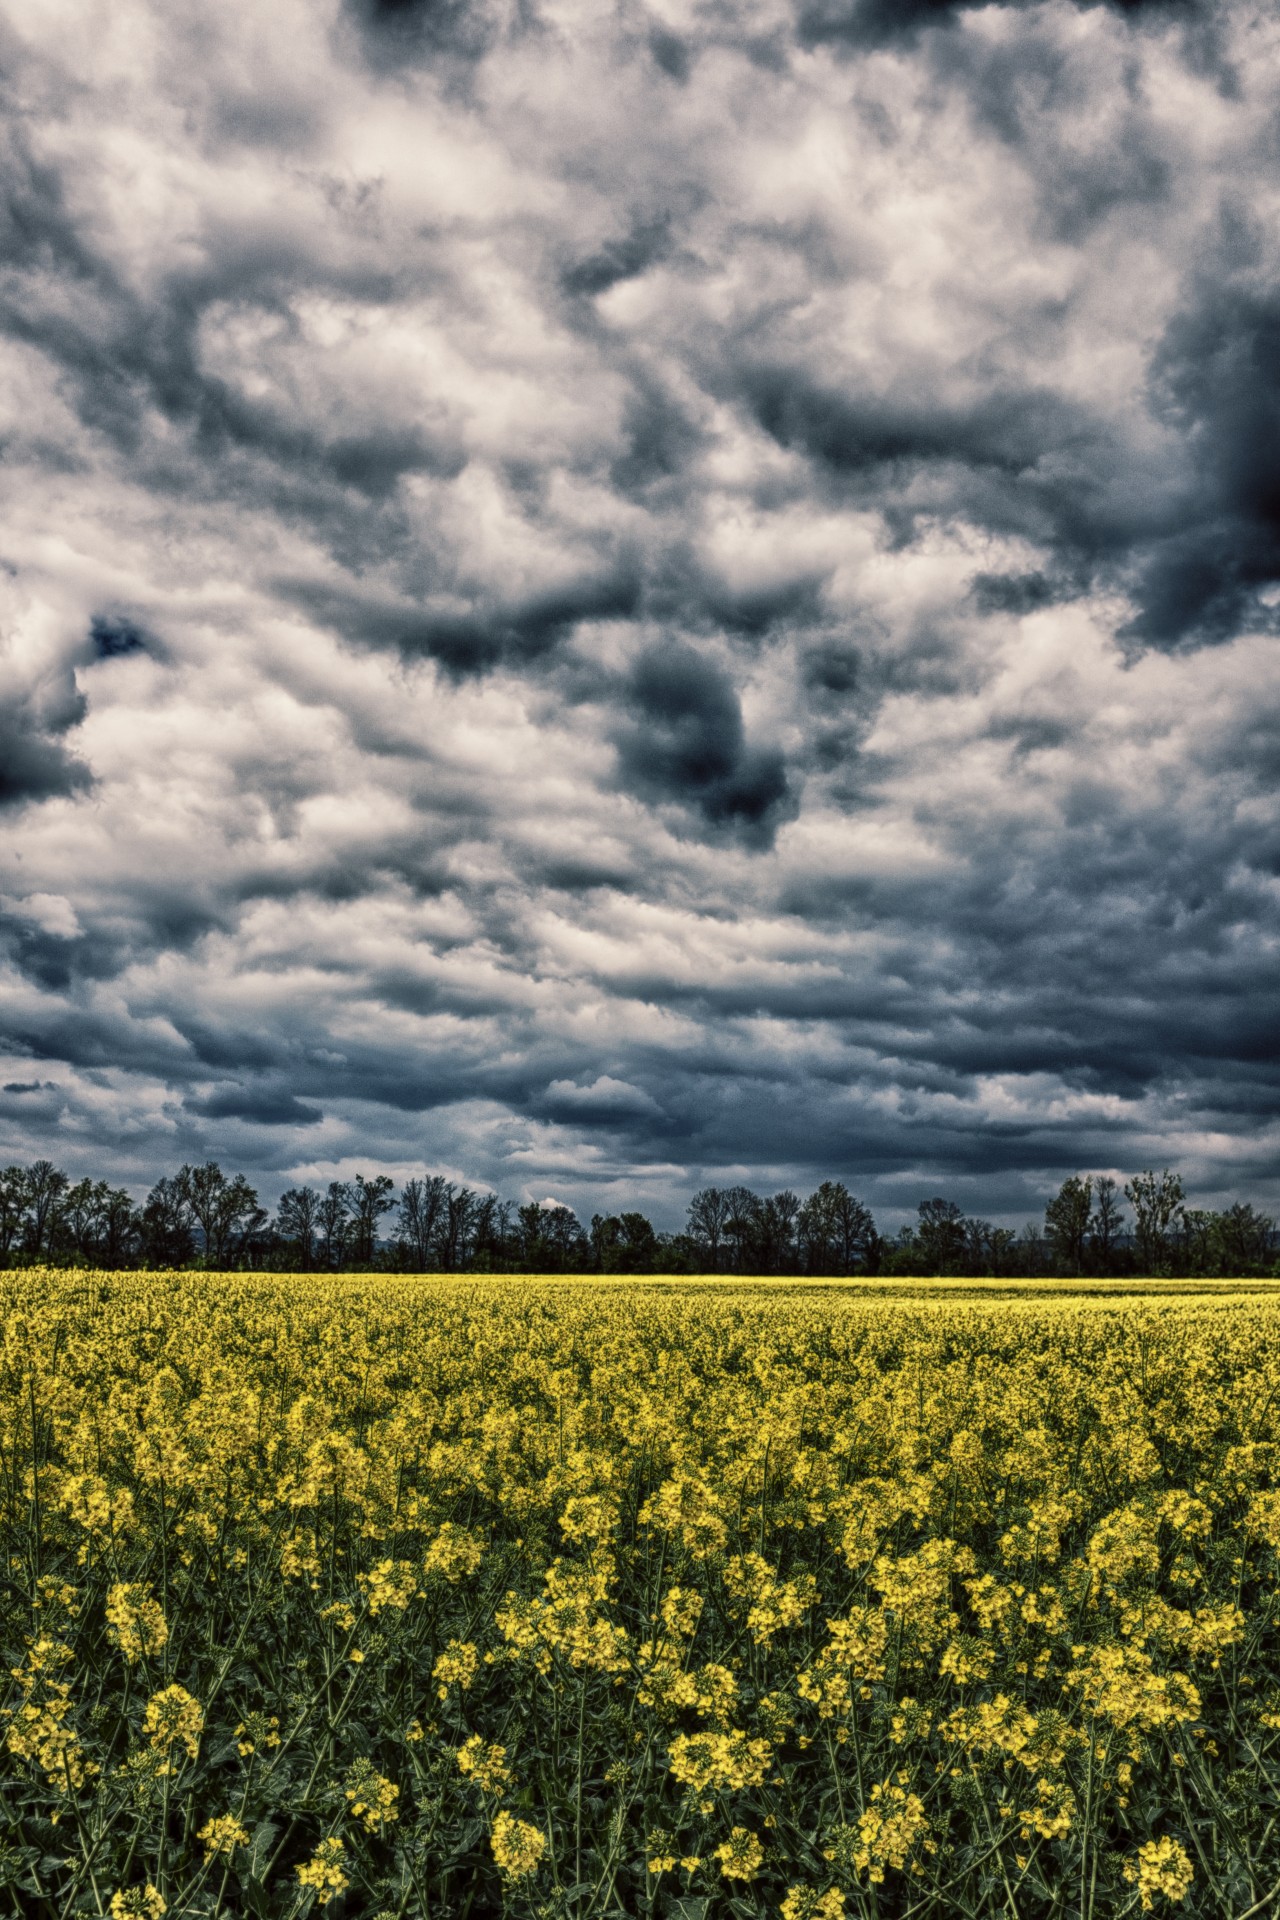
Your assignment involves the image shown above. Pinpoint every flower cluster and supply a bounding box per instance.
[490,1810,546,1878]
[0,1266,1276,1917]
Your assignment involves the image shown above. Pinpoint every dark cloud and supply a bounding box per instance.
[283,566,643,675]
[648,30,691,83]
[1128,276,1280,644]
[802,642,860,697]
[90,615,147,659]
[798,0,1197,54]
[561,221,671,299]
[795,0,989,53]
[968,573,1064,616]
[342,0,510,71]
[614,640,791,840]
[0,671,90,811]
[186,1085,325,1127]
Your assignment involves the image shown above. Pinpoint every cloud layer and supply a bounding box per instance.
[1,0,1279,1226]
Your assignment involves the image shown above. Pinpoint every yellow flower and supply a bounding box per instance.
[357,1557,420,1616]
[1018,1778,1074,1841]
[235,1713,280,1757]
[889,1697,932,1746]
[344,1757,400,1830]
[851,1784,932,1884]
[432,1638,478,1699]
[491,1810,546,1878]
[938,1635,995,1686]
[1070,1644,1200,1732]
[1123,1837,1195,1911]
[143,1685,203,1761]
[3,1635,98,1790]
[457,1734,512,1793]
[297,1835,348,1906]
[423,1523,485,1582]
[104,1585,168,1666]
[197,1814,251,1857]
[714,1828,764,1882]
[660,1587,705,1637]
[668,1729,771,1793]
[109,1889,166,1920]
[781,1889,846,1920]
[724,1553,820,1645]
[560,1493,619,1544]
[638,1472,727,1559]
[637,1652,737,1722]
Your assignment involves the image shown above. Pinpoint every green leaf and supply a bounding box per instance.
[244,1817,280,1882]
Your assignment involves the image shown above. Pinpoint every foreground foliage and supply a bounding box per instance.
[3,1272,1280,1918]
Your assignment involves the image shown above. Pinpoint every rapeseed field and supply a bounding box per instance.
[2,1272,1279,1919]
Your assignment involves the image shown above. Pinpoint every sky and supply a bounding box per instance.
[1,0,1279,1231]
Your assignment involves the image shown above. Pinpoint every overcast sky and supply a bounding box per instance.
[1,0,1279,1228]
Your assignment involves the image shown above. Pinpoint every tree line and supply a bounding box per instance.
[0,1158,1274,1276]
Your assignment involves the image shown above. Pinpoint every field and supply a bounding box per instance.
[3,1275,1280,1919]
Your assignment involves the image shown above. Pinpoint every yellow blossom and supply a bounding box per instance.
[344,1756,399,1830]
[104,1585,168,1666]
[457,1734,512,1793]
[143,1685,203,1761]
[668,1729,772,1793]
[109,1889,166,1920]
[714,1827,764,1881]
[432,1638,478,1699]
[490,1810,546,1878]
[197,1815,251,1857]
[1123,1837,1195,1910]
[781,1889,846,1920]
[296,1836,348,1906]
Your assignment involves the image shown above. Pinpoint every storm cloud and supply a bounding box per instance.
[1,0,1278,1227]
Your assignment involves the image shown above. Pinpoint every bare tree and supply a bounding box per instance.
[318,1182,351,1270]
[63,1179,112,1262]
[277,1187,320,1269]
[517,1201,587,1271]
[0,1166,27,1258]
[1089,1176,1124,1269]
[398,1175,448,1270]
[686,1188,729,1270]
[1045,1176,1093,1275]
[350,1174,395,1265]
[1125,1169,1185,1274]
[752,1191,800,1273]
[471,1194,512,1268]
[722,1186,760,1272]
[176,1163,266,1267]
[442,1184,478,1270]
[988,1226,1019,1276]
[540,1202,586,1269]
[916,1198,966,1274]
[963,1216,996,1275]
[141,1175,196,1266]
[99,1188,139,1266]
[798,1181,877,1275]
[23,1160,69,1258]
